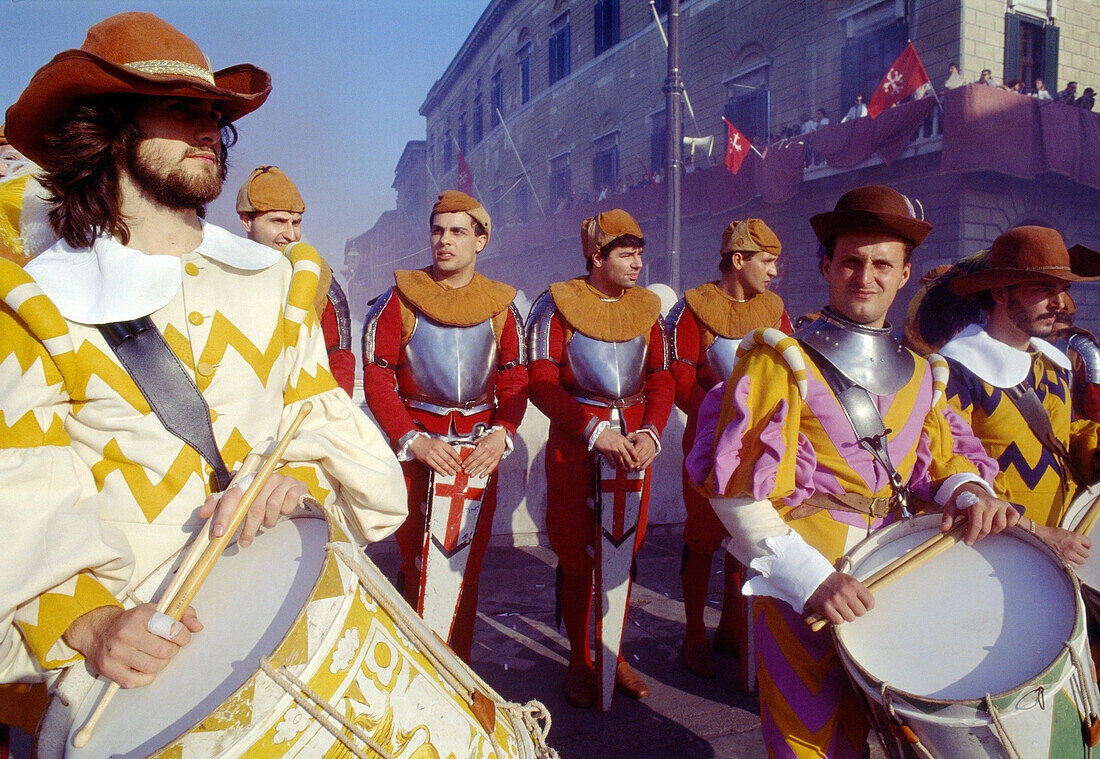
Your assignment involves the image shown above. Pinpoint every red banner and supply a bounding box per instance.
[723,118,751,174]
[868,42,931,118]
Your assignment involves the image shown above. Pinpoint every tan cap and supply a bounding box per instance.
[431,190,491,243]
[581,209,643,259]
[720,219,781,257]
[236,166,305,214]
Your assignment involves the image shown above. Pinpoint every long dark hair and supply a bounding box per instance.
[39,94,236,248]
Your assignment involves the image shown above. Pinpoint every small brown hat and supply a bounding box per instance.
[810,185,932,250]
[721,219,781,258]
[581,209,643,259]
[5,12,271,166]
[431,190,491,243]
[236,166,305,213]
[950,226,1100,295]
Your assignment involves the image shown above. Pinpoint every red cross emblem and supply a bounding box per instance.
[600,468,644,543]
[433,473,485,553]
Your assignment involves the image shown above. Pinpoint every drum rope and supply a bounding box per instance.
[259,658,397,759]
[879,682,937,759]
[504,700,560,759]
[983,694,1023,759]
[1068,643,1100,727]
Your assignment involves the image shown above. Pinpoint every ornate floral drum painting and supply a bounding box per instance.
[834,515,1099,759]
[37,512,553,759]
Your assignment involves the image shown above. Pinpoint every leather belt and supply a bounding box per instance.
[788,492,925,520]
[401,393,495,417]
[571,391,646,409]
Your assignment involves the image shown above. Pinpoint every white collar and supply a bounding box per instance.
[25,222,281,324]
[939,323,1070,388]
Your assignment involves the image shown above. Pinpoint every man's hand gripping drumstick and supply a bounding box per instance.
[804,484,1019,632]
[71,402,313,748]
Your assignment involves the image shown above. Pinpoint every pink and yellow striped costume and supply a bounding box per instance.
[688,327,997,758]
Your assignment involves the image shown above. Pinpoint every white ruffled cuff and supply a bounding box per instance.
[586,420,611,451]
[396,430,427,462]
[743,531,837,613]
[934,472,994,506]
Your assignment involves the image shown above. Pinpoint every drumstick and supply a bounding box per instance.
[164,401,312,619]
[806,518,968,633]
[1072,491,1100,536]
[72,403,312,749]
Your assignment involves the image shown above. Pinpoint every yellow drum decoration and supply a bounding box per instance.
[38,511,557,758]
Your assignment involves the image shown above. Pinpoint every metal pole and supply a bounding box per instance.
[496,108,546,216]
[663,0,683,292]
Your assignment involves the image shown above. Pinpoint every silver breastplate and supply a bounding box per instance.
[704,335,740,381]
[794,311,914,396]
[565,331,648,399]
[403,314,497,405]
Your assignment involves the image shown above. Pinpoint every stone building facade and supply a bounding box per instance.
[344,0,1100,540]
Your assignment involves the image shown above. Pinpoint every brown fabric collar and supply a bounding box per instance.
[683,283,785,339]
[394,268,515,325]
[549,277,661,342]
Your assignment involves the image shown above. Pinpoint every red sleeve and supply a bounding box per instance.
[641,320,675,435]
[528,313,601,440]
[491,307,529,434]
[361,292,418,450]
[321,301,356,396]
[669,310,700,414]
[780,310,793,334]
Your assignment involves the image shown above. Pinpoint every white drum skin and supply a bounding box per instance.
[833,515,1098,759]
[37,514,545,759]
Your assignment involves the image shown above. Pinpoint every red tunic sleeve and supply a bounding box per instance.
[361,292,418,450]
[528,312,601,440]
[641,320,675,436]
[491,306,529,435]
[321,301,356,396]
[669,309,701,414]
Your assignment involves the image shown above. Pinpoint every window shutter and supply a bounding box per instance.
[1042,24,1059,88]
[1003,13,1021,84]
[841,41,860,110]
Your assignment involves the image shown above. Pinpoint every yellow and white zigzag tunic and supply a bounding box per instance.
[0,225,406,682]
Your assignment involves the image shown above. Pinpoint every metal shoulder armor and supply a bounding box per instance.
[501,302,526,369]
[326,277,352,351]
[665,299,689,362]
[1068,333,1100,384]
[525,289,557,363]
[793,311,915,396]
[361,289,394,367]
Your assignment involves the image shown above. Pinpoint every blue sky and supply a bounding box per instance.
[2,0,486,275]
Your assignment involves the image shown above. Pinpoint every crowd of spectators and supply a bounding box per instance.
[964,66,1094,110]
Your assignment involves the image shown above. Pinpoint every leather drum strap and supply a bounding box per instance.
[801,345,911,515]
[1004,382,1081,485]
[99,317,232,491]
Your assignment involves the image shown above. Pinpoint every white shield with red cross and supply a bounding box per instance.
[419,443,489,641]
[594,454,645,711]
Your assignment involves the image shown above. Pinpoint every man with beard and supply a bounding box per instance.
[0,10,405,702]
[237,166,356,395]
[666,218,790,681]
[940,227,1100,566]
[527,210,674,708]
[361,190,527,662]
[687,185,1017,757]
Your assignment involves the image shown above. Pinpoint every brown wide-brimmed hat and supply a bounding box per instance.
[810,185,932,250]
[950,226,1100,295]
[5,12,271,166]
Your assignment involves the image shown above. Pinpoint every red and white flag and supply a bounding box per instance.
[868,42,931,118]
[456,150,474,195]
[723,118,751,174]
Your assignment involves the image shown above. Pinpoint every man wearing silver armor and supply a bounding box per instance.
[667,218,791,681]
[361,190,528,662]
[527,209,674,709]
[686,185,1018,757]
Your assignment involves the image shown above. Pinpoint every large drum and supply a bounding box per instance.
[37,510,554,758]
[834,515,1099,759]
[1061,481,1100,620]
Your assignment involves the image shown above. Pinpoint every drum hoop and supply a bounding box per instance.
[833,515,1087,711]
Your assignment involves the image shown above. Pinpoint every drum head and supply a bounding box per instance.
[834,519,1076,701]
[66,517,328,758]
